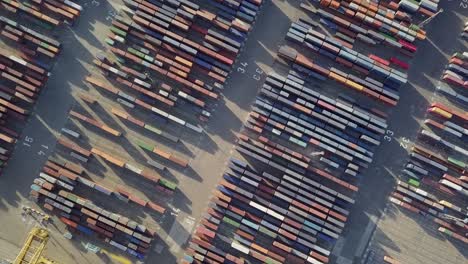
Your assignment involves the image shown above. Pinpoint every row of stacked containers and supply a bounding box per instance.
[183,0,446,263]
[1,0,82,27]
[389,44,467,245]
[31,155,165,259]
[24,0,266,260]
[100,0,264,126]
[0,0,83,172]
[182,70,389,264]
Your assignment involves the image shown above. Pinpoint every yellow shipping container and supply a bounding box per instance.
[430,107,452,119]
[345,79,364,91]
[111,108,128,119]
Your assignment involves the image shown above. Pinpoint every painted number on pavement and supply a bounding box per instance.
[400,137,410,149]
[23,136,33,147]
[383,130,394,142]
[22,136,50,156]
[253,67,264,81]
[237,62,265,81]
[461,0,468,8]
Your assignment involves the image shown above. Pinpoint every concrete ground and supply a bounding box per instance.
[0,0,306,263]
[363,203,467,264]
[350,1,468,263]
[0,0,466,264]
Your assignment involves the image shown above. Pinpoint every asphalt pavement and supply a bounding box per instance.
[0,0,466,263]
[332,1,468,263]
[0,0,304,263]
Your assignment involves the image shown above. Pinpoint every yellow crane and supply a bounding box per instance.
[14,227,56,264]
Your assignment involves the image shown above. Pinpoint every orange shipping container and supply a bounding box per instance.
[111,108,128,119]
[169,155,189,167]
[147,201,165,214]
[329,72,347,84]
[104,154,125,167]
[100,125,122,137]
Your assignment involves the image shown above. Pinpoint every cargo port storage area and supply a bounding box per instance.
[0,0,466,264]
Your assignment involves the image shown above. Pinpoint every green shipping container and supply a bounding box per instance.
[222,216,240,228]
[441,228,453,236]
[127,47,145,59]
[297,139,307,148]
[408,179,420,187]
[447,157,465,169]
[453,52,463,60]
[136,141,154,152]
[259,226,277,238]
[105,38,115,46]
[409,24,420,32]
[381,33,397,42]
[143,55,154,63]
[159,179,177,190]
[144,124,162,135]
[110,26,127,37]
[265,257,281,264]
[39,42,50,50]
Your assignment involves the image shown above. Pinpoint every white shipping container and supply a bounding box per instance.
[249,201,267,212]
[231,241,249,254]
[151,107,169,118]
[168,114,186,126]
[125,163,143,174]
[307,256,324,264]
[266,209,284,221]
[40,173,57,184]
[61,128,80,138]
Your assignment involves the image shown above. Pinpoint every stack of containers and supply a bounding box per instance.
[0,48,51,174]
[441,52,468,90]
[388,48,466,244]
[69,110,122,137]
[186,158,352,264]
[314,0,427,46]
[0,5,82,176]
[278,46,400,106]
[0,16,61,60]
[184,68,391,263]
[111,108,179,142]
[40,158,166,213]
[311,7,420,57]
[0,0,83,28]
[249,72,387,178]
[135,140,189,167]
[286,23,408,88]
[31,184,156,259]
[236,134,360,192]
[99,0,264,124]
[85,76,203,133]
[389,181,467,243]
[419,130,468,157]
[55,135,178,193]
[398,0,439,16]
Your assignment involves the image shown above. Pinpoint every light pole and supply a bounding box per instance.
[418,9,444,28]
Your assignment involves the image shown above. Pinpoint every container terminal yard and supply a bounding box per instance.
[0,0,466,264]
